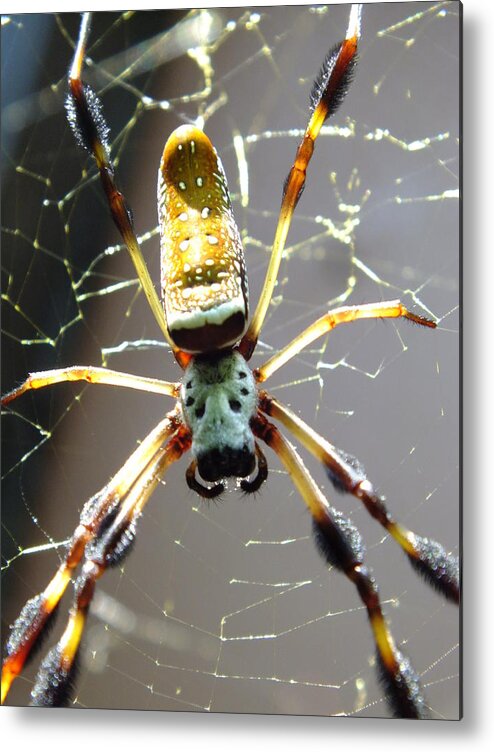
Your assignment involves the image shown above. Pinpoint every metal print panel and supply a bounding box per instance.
[1,2,461,718]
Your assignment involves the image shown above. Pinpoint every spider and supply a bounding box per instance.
[1,5,459,716]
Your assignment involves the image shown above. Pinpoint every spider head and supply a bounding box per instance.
[181,351,257,483]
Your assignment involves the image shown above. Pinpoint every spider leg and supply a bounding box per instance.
[259,392,459,602]
[1,412,183,704]
[239,5,361,359]
[65,13,189,368]
[29,424,191,707]
[253,412,429,719]
[1,365,180,406]
[255,300,436,382]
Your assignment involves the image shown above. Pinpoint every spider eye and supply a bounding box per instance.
[195,404,205,419]
[229,399,242,412]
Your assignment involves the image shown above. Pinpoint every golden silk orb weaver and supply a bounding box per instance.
[1,5,459,715]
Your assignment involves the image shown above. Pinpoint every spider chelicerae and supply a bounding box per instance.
[1,5,459,716]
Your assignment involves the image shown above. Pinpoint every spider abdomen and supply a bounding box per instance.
[158,125,248,353]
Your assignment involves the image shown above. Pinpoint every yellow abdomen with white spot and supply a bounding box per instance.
[158,125,248,353]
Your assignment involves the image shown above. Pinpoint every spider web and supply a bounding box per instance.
[1,2,460,717]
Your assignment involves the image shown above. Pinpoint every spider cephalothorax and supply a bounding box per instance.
[181,350,258,487]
